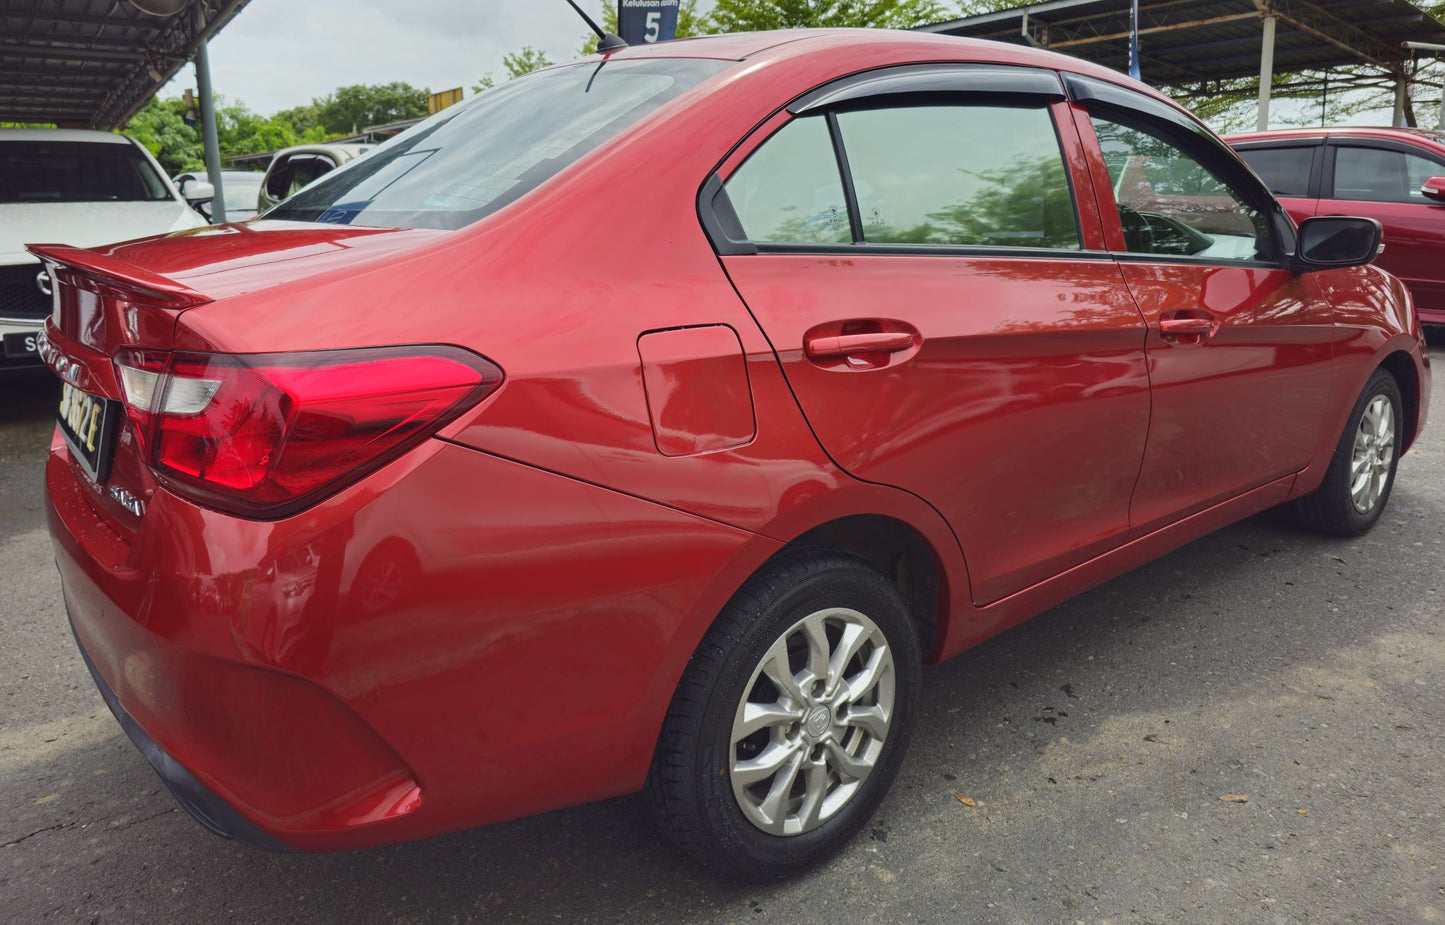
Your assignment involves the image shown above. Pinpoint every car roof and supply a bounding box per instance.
[1226,126,1445,149]
[0,127,134,144]
[584,28,1183,112]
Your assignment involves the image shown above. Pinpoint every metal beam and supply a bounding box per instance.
[1046,11,1258,49]
[1262,0,1404,71]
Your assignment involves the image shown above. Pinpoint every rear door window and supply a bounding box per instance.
[1235,145,1316,197]
[1330,144,1445,203]
[723,116,851,244]
[722,101,1079,251]
[836,104,1078,249]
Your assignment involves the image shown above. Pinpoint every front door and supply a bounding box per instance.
[1072,83,1338,533]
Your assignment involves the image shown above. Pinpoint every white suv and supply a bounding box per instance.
[0,129,210,368]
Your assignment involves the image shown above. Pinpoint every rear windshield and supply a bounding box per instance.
[0,140,172,203]
[263,58,730,230]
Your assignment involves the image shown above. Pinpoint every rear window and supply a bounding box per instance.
[1236,146,1314,197]
[264,58,730,231]
[0,140,172,203]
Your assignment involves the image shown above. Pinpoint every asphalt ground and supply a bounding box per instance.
[3,334,1444,925]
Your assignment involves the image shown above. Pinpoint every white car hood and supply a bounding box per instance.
[0,201,207,266]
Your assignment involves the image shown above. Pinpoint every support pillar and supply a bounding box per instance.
[1257,14,1276,131]
[194,39,225,224]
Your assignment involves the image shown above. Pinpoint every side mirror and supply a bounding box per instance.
[179,178,215,203]
[1422,176,1445,203]
[1294,216,1382,270]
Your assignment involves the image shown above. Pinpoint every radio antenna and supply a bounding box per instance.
[563,0,628,53]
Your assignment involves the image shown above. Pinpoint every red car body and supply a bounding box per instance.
[1228,127,1445,326]
[40,31,1430,856]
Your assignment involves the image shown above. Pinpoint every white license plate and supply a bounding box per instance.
[57,381,116,483]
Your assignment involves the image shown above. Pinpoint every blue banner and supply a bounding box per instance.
[618,0,679,44]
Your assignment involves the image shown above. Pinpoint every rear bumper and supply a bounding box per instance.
[48,431,764,851]
[69,617,290,850]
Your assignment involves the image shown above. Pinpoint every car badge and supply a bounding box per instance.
[108,485,145,517]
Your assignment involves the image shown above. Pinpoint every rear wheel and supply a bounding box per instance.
[1296,368,1402,535]
[647,548,921,881]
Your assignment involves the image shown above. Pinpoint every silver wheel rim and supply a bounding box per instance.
[1349,394,1396,514]
[729,607,895,837]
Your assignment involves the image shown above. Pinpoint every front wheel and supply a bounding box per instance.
[1295,368,1403,535]
[647,548,921,881]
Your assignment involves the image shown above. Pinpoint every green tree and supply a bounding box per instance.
[310,82,430,135]
[706,0,950,32]
[474,45,553,94]
[504,46,553,78]
[125,96,202,174]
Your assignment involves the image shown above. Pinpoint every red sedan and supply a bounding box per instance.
[1228,126,1445,326]
[38,30,1430,880]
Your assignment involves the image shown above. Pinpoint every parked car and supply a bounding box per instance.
[256,143,372,213]
[0,128,209,368]
[37,31,1429,881]
[1228,127,1445,326]
[173,169,266,222]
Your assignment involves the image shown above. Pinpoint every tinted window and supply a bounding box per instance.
[0,140,171,203]
[265,59,729,230]
[724,116,850,244]
[1092,113,1274,262]
[836,104,1078,248]
[1332,145,1445,203]
[1236,145,1314,197]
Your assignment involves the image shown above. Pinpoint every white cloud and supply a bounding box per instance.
[166,0,622,115]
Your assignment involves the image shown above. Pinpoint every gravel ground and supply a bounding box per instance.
[3,334,1443,925]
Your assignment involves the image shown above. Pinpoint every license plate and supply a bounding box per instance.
[2,331,39,359]
[57,382,117,484]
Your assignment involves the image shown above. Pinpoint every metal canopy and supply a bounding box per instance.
[921,0,1445,86]
[0,0,252,129]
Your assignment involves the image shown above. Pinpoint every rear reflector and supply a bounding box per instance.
[113,346,502,518]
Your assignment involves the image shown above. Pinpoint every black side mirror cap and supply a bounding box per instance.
[1293,216,1382,271]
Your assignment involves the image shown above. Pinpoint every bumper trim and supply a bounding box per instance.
[69,619,293,852]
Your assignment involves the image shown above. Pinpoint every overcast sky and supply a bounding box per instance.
[165,0,666,115]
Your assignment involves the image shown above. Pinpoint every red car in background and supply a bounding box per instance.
[1228,127,1445,326]
[38,30,1430,880]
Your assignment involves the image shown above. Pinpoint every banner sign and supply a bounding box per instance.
[618,0,678,45]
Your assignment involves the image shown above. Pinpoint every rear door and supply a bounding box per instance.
[1067,77,1338,532]
[1319,137,1445,319]
[704,65,1151,605]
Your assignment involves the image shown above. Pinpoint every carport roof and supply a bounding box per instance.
[1,0,251,129]
[921,0,1445,85]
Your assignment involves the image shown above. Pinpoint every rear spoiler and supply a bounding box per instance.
[27,243,213,309]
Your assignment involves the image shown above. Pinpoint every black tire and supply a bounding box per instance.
[646,547,921,881]
[1295,368,1403,536]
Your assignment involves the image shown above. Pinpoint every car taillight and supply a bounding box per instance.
[113,346,502,518]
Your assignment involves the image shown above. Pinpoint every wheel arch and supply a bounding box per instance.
[1378,349,1422,453]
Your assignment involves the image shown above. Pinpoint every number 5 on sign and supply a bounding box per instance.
[617,0,678,45]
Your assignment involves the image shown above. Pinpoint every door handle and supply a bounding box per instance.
[1159,318,1215,337]
[805,331,916,359]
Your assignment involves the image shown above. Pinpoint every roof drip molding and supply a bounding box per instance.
[0,0,252,129]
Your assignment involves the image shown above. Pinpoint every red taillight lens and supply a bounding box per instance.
[114,346,502,518]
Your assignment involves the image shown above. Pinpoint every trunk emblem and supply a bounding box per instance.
[108,485,145,517]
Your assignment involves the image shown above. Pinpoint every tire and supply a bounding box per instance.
[646,547,921,881]
[1295,368,1403,536]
